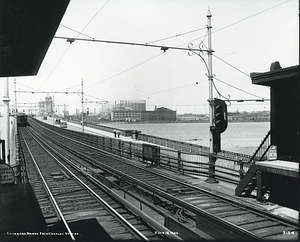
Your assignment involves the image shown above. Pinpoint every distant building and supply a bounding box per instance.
[111,111,142,121]
[141,107,176,122]
[44,95,53,115]
[111,106,176,122]
[177,113,208,122]
[110,100,146,121]
[228,111,270,122]
[115,100,146,111]
[37,95,53,115]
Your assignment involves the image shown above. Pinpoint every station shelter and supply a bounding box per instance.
[250,62,299,210]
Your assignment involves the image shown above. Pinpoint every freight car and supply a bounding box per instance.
[17,113,28,126]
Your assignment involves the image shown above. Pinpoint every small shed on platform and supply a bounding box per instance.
[251,63,299,162]
[250,62,299,210]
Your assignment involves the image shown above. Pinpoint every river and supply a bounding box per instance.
[103,122,270,155]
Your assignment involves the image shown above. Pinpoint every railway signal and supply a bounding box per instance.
[214,98,228,134]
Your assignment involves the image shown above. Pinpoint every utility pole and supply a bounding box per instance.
[81,79,84,133]
[206,9,218,183]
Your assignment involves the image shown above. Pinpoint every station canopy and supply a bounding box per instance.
[0,0,70,77]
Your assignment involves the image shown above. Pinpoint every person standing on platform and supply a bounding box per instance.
[113,128,117,138]
[117,130,120,138]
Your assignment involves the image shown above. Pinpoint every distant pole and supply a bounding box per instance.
[205,9,218,183]
[81,79,84,133]
[14,79,18,132]
[52,96,54,126]
[3,77,10,164]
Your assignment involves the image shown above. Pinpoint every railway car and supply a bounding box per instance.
[17,113,28,126]
[60,121,67,128]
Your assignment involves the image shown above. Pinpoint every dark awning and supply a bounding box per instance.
[0,0,70,77]
[250,65,299,86]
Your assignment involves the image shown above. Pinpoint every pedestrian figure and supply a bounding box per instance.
[113,128,117,138]
[117,130,120,138]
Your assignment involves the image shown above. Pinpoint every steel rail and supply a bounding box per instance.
[28,119,298,239]
[25,127,150,241]
[28,126,183,240]
[20,131,76,241]
[30,118,298,227]
[29,124,264,240]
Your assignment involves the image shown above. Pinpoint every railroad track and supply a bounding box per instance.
[19,127,179,241]
[24,118,299,240]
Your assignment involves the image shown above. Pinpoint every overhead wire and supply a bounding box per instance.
[60,24,94,39]
[213,54,250,78]
[213,76,264,99]
[84,53,165,90]
[120,81,206,100]
[37,0,110,90]
[35,0,284,104]
[146,27,207,44]
[54,1,286,96]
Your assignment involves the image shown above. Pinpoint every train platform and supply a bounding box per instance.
[50,119,298,222]
[256,160,298,178]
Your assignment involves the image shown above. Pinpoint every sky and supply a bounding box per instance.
[1,0,299,115]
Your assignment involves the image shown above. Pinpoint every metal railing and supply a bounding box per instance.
[76,130,249,185]
[62,119,259,184]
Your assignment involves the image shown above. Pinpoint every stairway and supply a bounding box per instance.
[235,130,272,196]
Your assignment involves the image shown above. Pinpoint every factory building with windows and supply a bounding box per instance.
[111,100,176,122]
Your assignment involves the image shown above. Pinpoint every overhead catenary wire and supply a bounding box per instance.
[23,1,284,108]
[146,27,207,44]
[37,0,110,90]
[52,1,289,96]
[84,52,164,90]
[121,81,205,100]
[213,54,250,78]
[54,36,211,53]
[213,76,264,99]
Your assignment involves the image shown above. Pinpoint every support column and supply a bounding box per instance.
[3,77,10,164]
[205,9,218,183]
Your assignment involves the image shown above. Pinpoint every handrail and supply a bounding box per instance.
[69,119,252,162]
[34,117,264,184]
[246,130,272,164]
